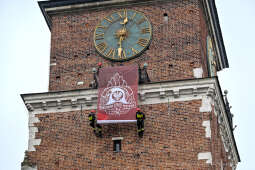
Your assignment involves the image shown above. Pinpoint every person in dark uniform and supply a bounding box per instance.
[88,110,96,134]
[88,110,103,137]
[96,123,102,138]
[136,108,145,137]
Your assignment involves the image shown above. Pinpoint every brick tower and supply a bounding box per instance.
[21,0,240,169]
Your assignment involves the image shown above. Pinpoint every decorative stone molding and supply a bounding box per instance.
[200,96,213,112]
[173,89,180,98]
[213,91,239,169]
[198,152,212,165]
[193,88,198,96]
[44,0,175,14]
[22,89,98,114]
[112,137,124,141]
[202,120,211,138]
[28,112,41,152]
[159,91,166,98]
[22,78,215,114]
[218,109,238,169]
[77,81,84,86]
[21,166,37,170]
[193,67,203,78]
[200,86,215,113]
[50,63,56,66]
[57,100,62,109]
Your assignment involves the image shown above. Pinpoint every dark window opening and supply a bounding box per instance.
[190,61,194,66]
[163,13,168,23]
[169,64,173,68]
[113,140,121,152]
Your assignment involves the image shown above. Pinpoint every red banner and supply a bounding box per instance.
[97,65,138,124]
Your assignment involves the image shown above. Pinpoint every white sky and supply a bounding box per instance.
[0,0,254,169]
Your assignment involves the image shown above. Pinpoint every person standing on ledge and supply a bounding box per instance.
[136,108,145,138]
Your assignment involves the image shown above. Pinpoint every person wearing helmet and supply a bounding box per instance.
[96,123,102,138]
[88,110,103,137]
[88,110,96,134]
[136,108,145,137]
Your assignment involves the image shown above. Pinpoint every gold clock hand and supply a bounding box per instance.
[123,17,128,25]
[118,15,128,58]
[120,16,128,25]
[118,47,122,58]
[118,36,123,58]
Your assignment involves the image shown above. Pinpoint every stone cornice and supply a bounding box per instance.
[212,80,240,168]
[214,96,240,168]
[39,0,167,29]
[22,78,215,114]
[45,0,159,12]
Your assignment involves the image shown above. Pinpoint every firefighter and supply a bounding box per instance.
[88,110,96,134]
[96,123,102,138]
[136,108,145,137]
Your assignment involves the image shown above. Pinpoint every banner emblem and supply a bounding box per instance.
[97,65,138,124]
[99,73,136,115]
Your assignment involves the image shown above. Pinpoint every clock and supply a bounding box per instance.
[94,9,152,61]
[207,36,216,76]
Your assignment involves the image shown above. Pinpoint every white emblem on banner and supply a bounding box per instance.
[99,73,136,115]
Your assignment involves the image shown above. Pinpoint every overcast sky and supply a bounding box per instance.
[0,0,254,169]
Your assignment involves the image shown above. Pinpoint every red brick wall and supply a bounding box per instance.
[26,100,232,169]
[49,0,209,91]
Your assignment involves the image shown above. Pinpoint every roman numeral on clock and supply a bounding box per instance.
[104,17,113,23]
[96,42,107,53]
[141,27,151,34]
[95,33,104,40]
[120,50,127,59]
[131,48,139,55]
[96,25,106,30]
[118,9,127,19]
[137,38,149,47]
[106,48,116,58]
[131,12,136,20]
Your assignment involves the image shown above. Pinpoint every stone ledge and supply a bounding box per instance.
[44,0,171,14]
[21,78,215,114]
[198,152,212,165]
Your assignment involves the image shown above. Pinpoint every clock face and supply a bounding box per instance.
[207,36,216,76]
[94,9,152,61]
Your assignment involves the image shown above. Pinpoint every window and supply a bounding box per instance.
[112,137,123,152]
[163,13,168,23]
